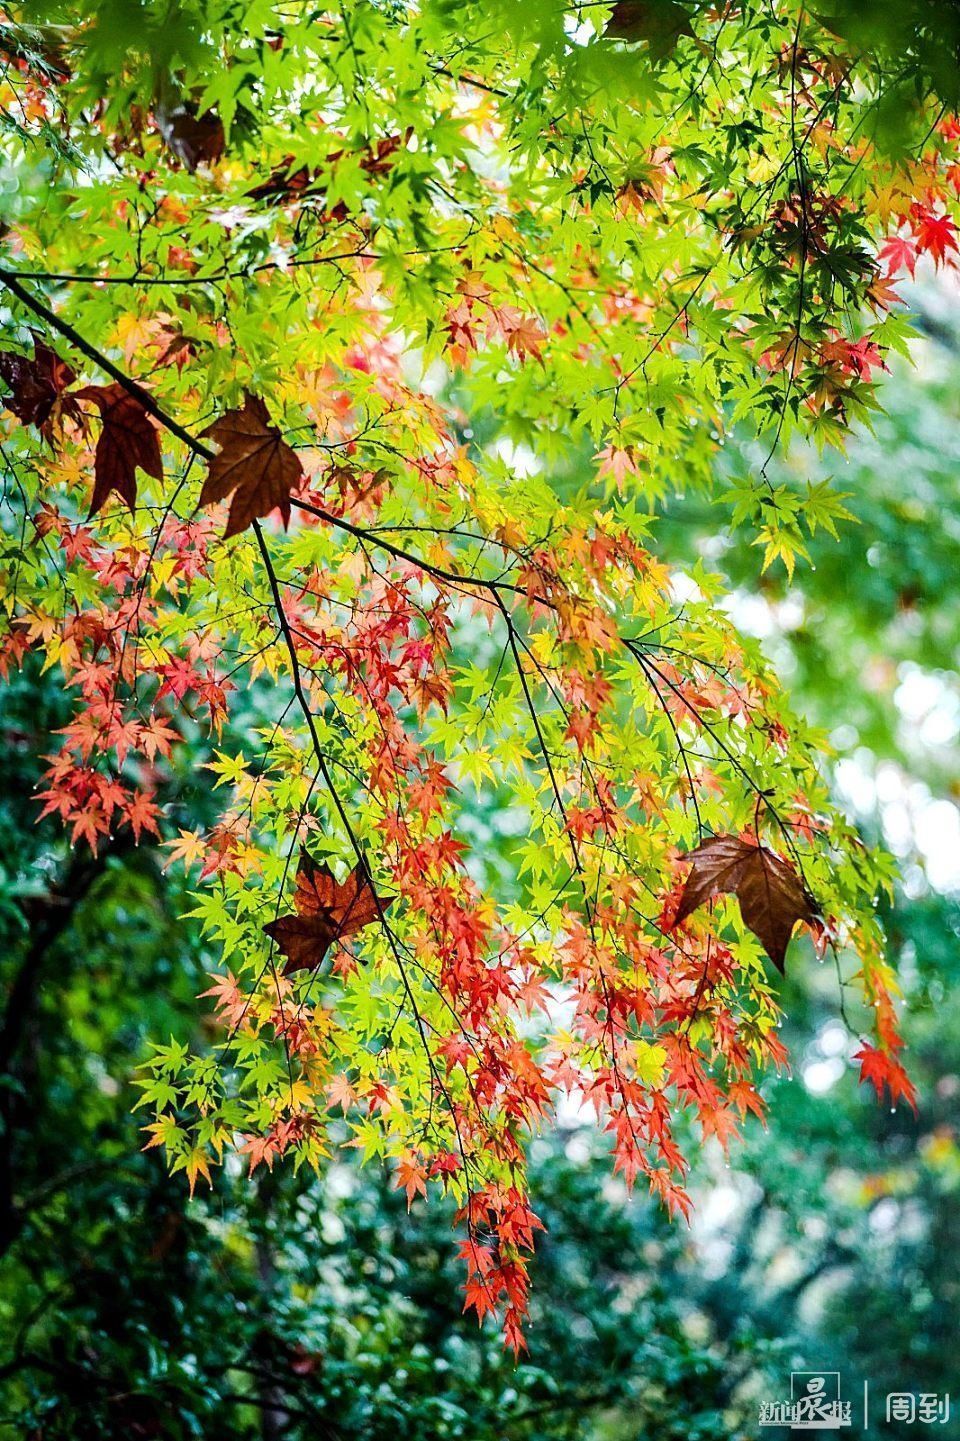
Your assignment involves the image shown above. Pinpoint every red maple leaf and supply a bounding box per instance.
[199,970,250,1029]
[911,207,958,267]
[853,1043,917,1113]
[394,1154,428,1210]
[238,1131,281,1176]
[125,789,161,843]
[878,233,917,278]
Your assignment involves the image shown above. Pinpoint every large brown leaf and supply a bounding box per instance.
[674,833,819,973]
[75,383,163,516]
[0,338,77,434]
[157,103,225,171]
[264,853,392,976]
[604,0,694,57]
[199,394,304,538]
[247,157,318,204]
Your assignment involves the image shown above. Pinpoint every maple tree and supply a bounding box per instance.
[0,0,950,1349]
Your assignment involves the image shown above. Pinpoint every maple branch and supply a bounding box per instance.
[0,272,530,611]
[0,279,817,1030]
[251,520,494,1233]
[609,62,851,416]
[290,497,528,601]
[0,267,214,462]
[0,281,494,1201]
[2,239,469,289]
[0,275,827,1196]
[626,643,812,881]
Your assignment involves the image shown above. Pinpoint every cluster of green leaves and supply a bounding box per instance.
[0,0,940,522]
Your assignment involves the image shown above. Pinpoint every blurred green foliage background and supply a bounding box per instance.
[1,295,959,1439]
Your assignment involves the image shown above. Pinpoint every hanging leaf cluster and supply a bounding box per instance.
[0,0,941,1347]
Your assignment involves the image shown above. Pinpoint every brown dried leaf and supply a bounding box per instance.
[75,383,163,517]
[674,833,819,973]
[264,853,392,976]
[0,337,77,434]
[604,0,694,57]
[157,104,225,171]
[247,157,318,203]
[199,394,304,538]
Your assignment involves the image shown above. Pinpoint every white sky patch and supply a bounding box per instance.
[836,753,960,895]
[722,588,804,638]
[556,1089,595,1126]
[490,436,542,477]
[802,1057,846,1096]
[563,13,597,46]
[669,570,704,605]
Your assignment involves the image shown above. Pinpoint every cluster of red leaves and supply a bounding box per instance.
[3,496,230,853]
[737,89,960,421]
[458,1187,545,1354]
[444,270,548,366]
[871,121,960,313]
[853,965,918,1113]
[879,204,960,283]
